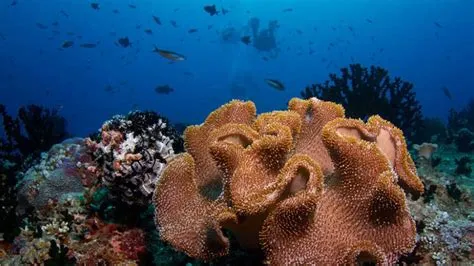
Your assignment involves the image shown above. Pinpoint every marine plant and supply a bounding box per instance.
[301,64,423,139]
[152,97,424,264]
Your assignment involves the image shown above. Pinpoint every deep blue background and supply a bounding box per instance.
[1,0,473,137]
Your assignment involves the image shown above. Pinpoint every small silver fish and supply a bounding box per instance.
[264,79,285,91]
[153,46,186,61]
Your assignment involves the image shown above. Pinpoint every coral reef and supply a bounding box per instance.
[1,108,190,265]
[301,64,423,139]
[16,138,95,213]
[86,111,183,206]
[416,203,472,264]
[2,109,185,264]
[2,98,473,265]
[409,145,474,265]
[153,97,424,264]
[2,196,148,265]
[421,140,474,193]
[5,198,85,265]
[0,104,69,240]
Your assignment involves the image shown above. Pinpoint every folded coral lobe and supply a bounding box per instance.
[288,97,345,175]
[367,115,424,199]
[184,100,256,199]
[153,100,258,260]
[152,153,230,260]
[260,116,421,265]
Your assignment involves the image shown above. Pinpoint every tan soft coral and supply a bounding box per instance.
[261,117,419,265]
[153,153,235,260]
[183,100,256,199]
[152,97,424,265]
[289,97,345,174]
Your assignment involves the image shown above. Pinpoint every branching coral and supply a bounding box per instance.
[4,198,86,265]
[0,104,68,162]
[301,64,423,139]
[413,202,474,265]
[3,195,147,265]
[153,97,424,264]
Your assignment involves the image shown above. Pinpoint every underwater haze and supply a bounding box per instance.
[1,0,473,136]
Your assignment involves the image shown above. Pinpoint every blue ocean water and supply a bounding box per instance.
[0,0,473,136]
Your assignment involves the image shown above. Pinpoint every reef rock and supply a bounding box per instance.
[16,138,93,213]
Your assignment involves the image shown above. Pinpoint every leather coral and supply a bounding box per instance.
[152,97,424,265]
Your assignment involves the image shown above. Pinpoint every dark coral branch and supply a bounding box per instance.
[0,104,69,162]
[301,64,423,139]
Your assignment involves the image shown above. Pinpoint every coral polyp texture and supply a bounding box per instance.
[152,97,424,264]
